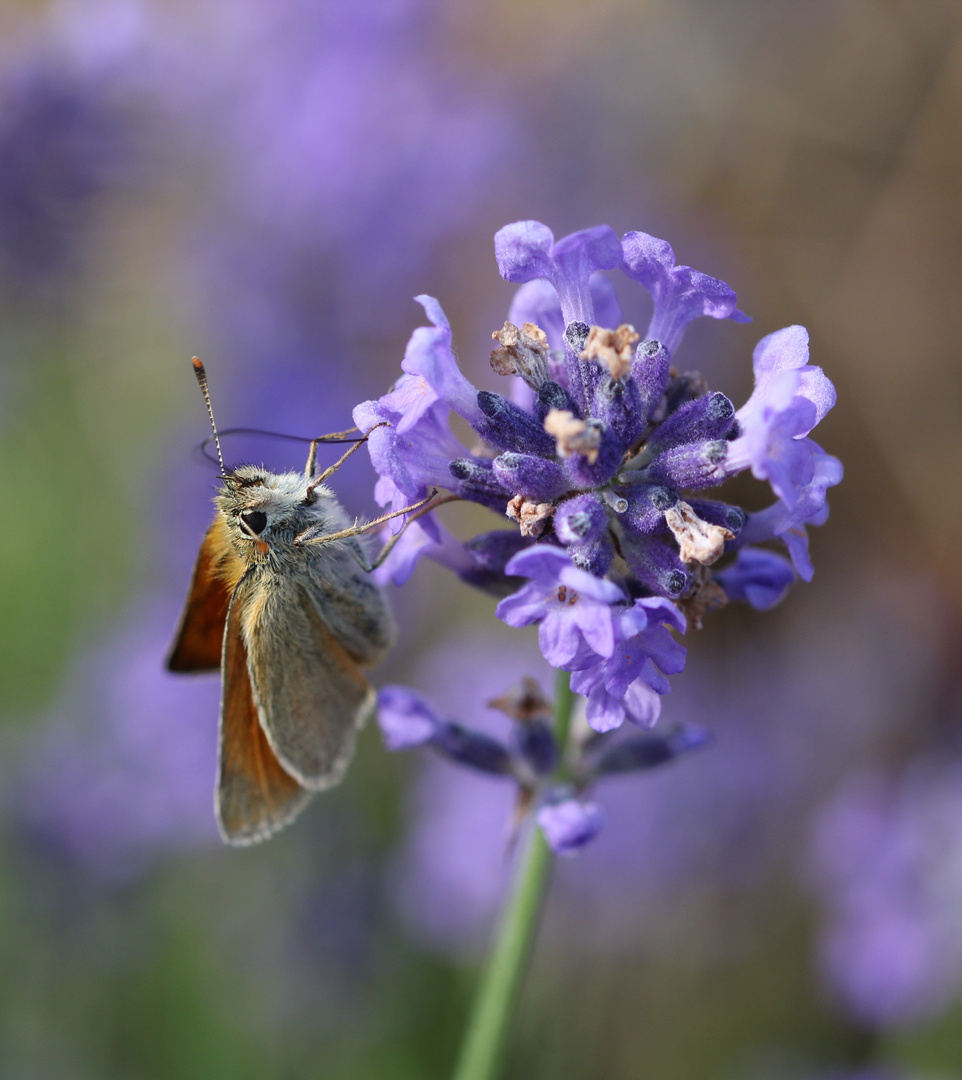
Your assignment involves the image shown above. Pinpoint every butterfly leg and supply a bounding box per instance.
[304,427,365,478]
[361,493,464,572]
[294,489,457,571]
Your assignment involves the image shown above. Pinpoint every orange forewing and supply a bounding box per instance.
[167,518,244,672]
[217,574,311,843]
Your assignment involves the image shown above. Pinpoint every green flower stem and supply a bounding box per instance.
[451,669,574,1080]
[552,666,575,759]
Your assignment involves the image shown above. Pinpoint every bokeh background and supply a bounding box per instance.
[1,0,961,1077]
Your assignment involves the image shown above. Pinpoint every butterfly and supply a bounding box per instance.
[168,359,425,844]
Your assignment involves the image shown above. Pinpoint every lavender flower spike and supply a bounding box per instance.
[358,218,844,959]
[360,218,841,711]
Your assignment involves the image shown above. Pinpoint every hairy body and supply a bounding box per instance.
[169,466,394,844]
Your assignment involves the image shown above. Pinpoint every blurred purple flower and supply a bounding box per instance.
[174,0,518,439]
[17,601,219,879]
[802,1071,922,1080]
[536,793,605,855]
[714,547,795,610]
[808,760,962,1027]
[199,0,512,280]
[0,5,149,300]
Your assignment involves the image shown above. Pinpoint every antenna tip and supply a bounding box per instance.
[191,356,206,380]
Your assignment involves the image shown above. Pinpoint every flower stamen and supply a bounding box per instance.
[506,494,555,538]
[665,500,734,565]
[490,321,551,389]
[543,409,602,464]
[580,323,639,381]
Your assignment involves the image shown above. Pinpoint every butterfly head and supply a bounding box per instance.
[217,467,344,557]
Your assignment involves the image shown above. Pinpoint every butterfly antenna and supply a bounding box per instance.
[192,357,226,475]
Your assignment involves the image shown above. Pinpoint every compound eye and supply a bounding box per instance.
[240,510,268,536]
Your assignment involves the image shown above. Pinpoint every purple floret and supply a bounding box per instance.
[495,221,623,330]
[726,326,839,510]
[377,685,445,750]
[496,546,626,668]
[401,295,484,426]
[537,793,606,855]
[714,548,795,610]
[621,230,750,355]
